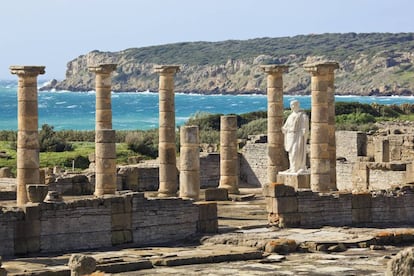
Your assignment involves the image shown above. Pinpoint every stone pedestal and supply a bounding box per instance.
[155,65,180,197]
[261,65,289,183]
[277,171,310,190]
[179,125,200,200]
[95,129,117,195]
[10,65,45,205]
[304,62,339,192]
[219,115,239,194]
[88,64,117,130]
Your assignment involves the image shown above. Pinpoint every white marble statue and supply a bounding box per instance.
[281,100,309,173]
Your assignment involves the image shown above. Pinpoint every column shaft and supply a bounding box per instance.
[10,65,45,205]
[89,64,117,196]
[179,126,200,200]
[219,115,239,194]
[155,65,180,197]
[261,65,289,183]
[89,64,117,130]
[95,129,117,195]
[304,62,339,192]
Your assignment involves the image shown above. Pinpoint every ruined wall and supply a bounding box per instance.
[0,193,217,256]
[240,135,268,187]
[0,209,21,256]
[265,183,414,227]
[336,131,367,162]
[200,153,220,188]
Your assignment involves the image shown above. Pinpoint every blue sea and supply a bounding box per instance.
[2,80,414,130]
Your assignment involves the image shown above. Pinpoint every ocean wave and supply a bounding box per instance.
[56,101,66,105]
[66,105,78,109]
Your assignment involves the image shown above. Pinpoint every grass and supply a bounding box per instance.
[0,141,138,176]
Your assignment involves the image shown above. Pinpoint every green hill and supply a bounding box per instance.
[44,33,414,95]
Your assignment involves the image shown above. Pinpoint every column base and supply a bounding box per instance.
[157,192,178,198]
[277,171,310,190]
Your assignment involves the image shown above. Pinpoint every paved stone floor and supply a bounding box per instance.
[2,188,414,275]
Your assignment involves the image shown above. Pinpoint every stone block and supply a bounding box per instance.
[269,196,298,214]
[95,129,116,143]
[197,220,218,233]
[111,213,131,230]
[278,213,301,227]
[111,230,132,245]
[205,188,228,201]
[263,183,296,198]
[352,193,372,209]
[277,172,310,189]
[352,208,372,224]
[195,202,217,220]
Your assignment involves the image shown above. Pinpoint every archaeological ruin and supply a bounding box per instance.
[0,60,413,274]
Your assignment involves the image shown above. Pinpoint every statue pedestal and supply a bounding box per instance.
[277,171,310,190]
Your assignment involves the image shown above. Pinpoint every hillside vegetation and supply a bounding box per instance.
[43,33,414,95]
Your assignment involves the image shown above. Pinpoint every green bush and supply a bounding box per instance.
[185,112,222,131]
[39,124,73,152]
[335,102,380,116]
[336,112,376,125]
[125,130,159,158]
[237,118,267,139]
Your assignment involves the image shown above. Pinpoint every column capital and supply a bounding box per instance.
[88,63,117,74]
[10,66,45,77]
[260,65,289,75]
[154,65,180,75]
[304,62,339,75]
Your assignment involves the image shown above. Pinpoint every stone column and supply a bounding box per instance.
[179,126,200,200]
[304,62,339,192]
[10,65,45,205]
[89,64,117,196]
[219,115,239,194]
[155,65,180,197]
[261,65,289,183]
[95,129,117,195]
[88,64,117,130]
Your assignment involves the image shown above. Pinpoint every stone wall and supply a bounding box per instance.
[200,153,220,188]
[336,131,367,162]
[265,183,414,227]
[0,209,22,256]
[240,135,268,188]
[0,193,217,256]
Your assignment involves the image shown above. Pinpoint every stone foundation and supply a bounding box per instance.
[265,183,414,228]
[0,193,216,256]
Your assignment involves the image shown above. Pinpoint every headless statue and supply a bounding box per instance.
[281,100,309,173]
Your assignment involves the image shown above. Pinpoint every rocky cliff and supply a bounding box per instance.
[42,33,414,95]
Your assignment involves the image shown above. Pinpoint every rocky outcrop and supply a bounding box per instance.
[41,33,414,95]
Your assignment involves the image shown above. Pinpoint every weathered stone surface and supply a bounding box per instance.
[386,247,414,276]
[68,253,97,276]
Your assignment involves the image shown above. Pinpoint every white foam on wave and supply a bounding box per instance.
[66,105,78,109]
[56,101,66,105]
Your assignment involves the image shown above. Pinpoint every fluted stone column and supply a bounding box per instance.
[155,65,180,197]
[304,62,339,192]
[219,115,239,194]
[10,65,45,205]
[89,64,117,196]
[179,126,200,200]
[88,64,117,130]
[261,65,289,183]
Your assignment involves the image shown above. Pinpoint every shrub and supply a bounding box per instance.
[125,130,158,158]
[39,124,73,152]
[237,118,267,139]
[186,112,222,131]
[336,112,376,125]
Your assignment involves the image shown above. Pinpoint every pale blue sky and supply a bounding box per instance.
[1,0,413,79]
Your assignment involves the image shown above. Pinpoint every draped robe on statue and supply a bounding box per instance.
[282,110,309,173]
